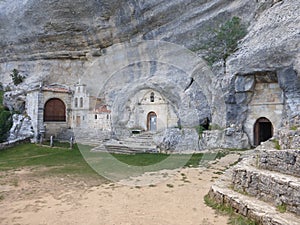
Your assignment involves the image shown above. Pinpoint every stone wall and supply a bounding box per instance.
[257,149,300,177]
[231,151,300,216]
[200,128,250,150]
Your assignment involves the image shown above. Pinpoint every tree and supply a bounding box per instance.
[10,69,25,86]
[203,17,247,73]
[0,91,12,142]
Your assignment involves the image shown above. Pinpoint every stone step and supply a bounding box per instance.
[75,138,103,146]
[105,143,158,154]
[231,157,300,216]
[208,183,300,225]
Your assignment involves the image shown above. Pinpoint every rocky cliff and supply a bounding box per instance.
[0,0,265,63]
[0,0,299,148]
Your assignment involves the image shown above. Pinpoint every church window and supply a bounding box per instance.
[150,92,155,102]
[74,98,78,108]
[80,97,83,108]
[95,115,97,120]
[107,114,109,120]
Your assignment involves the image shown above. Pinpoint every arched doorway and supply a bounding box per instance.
[254,117,273,146]
[44,98,66,122]
[147,112,157,132]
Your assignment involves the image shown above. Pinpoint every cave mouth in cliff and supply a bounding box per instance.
[254,117,273,146]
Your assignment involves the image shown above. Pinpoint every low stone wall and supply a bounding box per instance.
[278,128,300,149]
[0,138,31,150]
[231,152,300,216]
[258,149,300,177]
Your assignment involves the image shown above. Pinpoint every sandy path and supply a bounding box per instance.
[0,154,240,225]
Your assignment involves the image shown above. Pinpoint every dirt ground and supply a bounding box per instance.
[0,154,240,225]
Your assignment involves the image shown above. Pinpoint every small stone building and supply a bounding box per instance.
[26,84,72,140]
[26,83,114,141]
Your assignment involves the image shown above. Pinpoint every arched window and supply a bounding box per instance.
[44,98,66,122]
[150,92,155,102]
[74,98,78,108]
[80,97,83,108]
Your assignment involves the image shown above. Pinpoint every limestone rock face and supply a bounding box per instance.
[154,128,200,153]
[8,114,34,141]
[3,90,26,112]
[0,0,258,62]
[0,0,299,148]
[227,0,300,75]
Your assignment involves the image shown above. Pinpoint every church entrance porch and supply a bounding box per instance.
[254,117,273,146]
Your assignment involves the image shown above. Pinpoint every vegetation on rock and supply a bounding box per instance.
[10,69,25,86]
[201,16,247,70]
[0,90,12,142]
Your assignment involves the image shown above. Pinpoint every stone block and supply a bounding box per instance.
[235,75,255,92]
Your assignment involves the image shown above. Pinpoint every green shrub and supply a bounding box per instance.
[0,110,12,142]
[0,91,12,142]
[10,69,25,86]
[195,125,205,138]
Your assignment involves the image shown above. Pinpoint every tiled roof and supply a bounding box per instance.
[94,105,111,113]
[42,86,71,93]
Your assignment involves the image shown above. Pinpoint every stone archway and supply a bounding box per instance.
[44,98,66,122]
[147,112,157,132]
[254,117,273,146]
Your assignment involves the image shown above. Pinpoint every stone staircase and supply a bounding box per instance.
[72,128,110,146]
[208,149,300,225]
[91,132,159,154]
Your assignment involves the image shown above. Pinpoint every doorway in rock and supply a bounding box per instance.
[254,117,273,146]
[147,112,157,132]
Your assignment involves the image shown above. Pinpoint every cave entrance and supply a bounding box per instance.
[254,117,273,146]
[147,112,157,132]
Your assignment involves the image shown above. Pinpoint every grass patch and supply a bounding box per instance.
[204,194,258,225]
[111,151,226,168]
[277,204,287,213]
[272,139,281,150]
[213,171,224,175]
[41,140,72,149]
[166,184,174,188]
[0,194,4,201]
[112,153,169,166]
[0,143,228,182]
[0,143,99,177]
